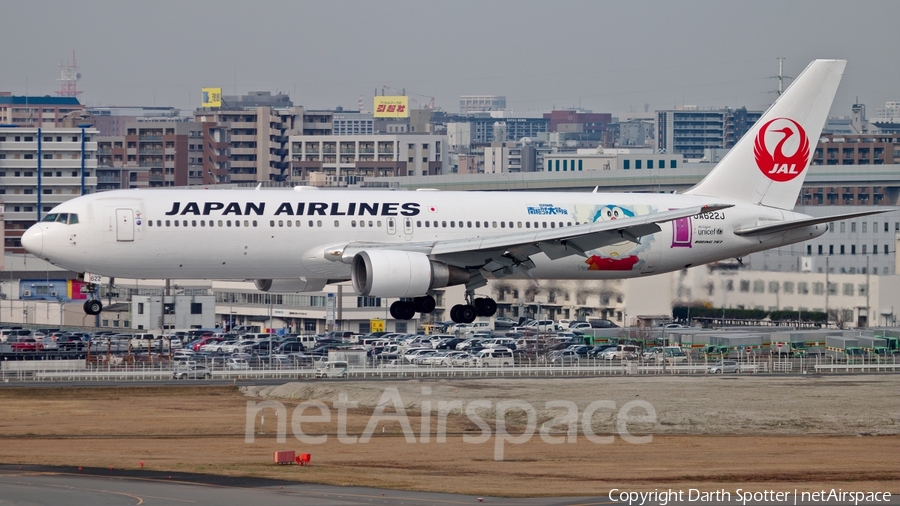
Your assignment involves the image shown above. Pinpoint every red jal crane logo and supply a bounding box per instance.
[753,117,810,182]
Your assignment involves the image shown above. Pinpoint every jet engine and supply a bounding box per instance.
[351,250,469,297]
[254,278,329,293]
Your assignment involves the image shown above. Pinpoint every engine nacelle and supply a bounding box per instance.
[254,278,329,293]
[351,250,469,297]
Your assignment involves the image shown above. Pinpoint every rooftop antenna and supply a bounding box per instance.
[56,50,82,98]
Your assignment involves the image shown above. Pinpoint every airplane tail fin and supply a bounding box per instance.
[685,59,846,210]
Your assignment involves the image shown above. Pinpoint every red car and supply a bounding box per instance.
[11,338,42,352]
[191,335,218,352]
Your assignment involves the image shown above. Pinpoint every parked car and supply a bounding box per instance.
[10,338,41,352]
[173,364,211,380]
[225,357,250,370]
[493,317,517,329]
[588,344,618,358]
[315,360,349,378]
[548,349,581,365]
[589,319,619,329]
[708,360,738,374]
[474,348,514,367]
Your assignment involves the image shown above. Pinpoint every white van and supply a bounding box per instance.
[315,360,349,378]
[483,338,516,350]
[474,348,514,367]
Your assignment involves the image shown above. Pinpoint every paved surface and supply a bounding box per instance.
[0,467,896,506]
[0,466,597,506]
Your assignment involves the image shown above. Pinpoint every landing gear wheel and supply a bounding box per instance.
[390,300,415,320]
[83,299,102,316]
[450,304,463,323]
[473,298,497,317]
[458,305,476,324]
[412,295,436,314]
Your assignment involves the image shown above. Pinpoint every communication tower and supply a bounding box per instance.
[56,50,83,98]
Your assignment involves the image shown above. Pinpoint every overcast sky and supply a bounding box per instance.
[2,1,897,117]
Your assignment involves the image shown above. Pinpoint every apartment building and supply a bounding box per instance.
[289,133,447,184]
[0,95,87,128]
[0,126,98,253]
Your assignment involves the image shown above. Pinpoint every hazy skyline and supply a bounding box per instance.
[2,1,898,118]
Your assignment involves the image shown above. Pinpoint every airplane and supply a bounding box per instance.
[20,59,888,324]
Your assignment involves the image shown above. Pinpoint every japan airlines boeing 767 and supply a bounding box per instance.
[20,59,886,323]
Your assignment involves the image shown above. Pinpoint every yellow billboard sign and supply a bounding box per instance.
[202,87,222,108]
[374,96,409,118]
[370,319,385,333]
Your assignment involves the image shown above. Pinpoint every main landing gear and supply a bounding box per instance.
[389,293,497,324]
[449,293,497,324]
[390,295,436,321]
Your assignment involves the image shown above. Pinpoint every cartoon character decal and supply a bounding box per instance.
[578,204,652,271]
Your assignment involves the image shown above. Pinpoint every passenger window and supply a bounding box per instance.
[165,220,170,227]
[424,221,430,228]
[351,220,357,227]
[200,221,205,227]
[442,221,447,227]
[467,221,472,228]
[334,220,339,227]
[218,220,223,227]
[157,220,162,227]
[525,222,530,228]
[492,221,497,228]
[294,220,300,227]
[475,222,480,228]
[309,220,314,227]
[278,220,283,227]
[245,220,250,227]
[286,220,291,227]
[226,220,231,227]
[253,220,258,227]
[317,220,322,227]
[270,220,275,227]
[500,222,505,228]
[174,220,179,227]
[191,220,197,227]
[450,221,455,228]
[147,220,153,227]
[235,220,240,227]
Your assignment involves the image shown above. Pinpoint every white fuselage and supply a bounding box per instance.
[22,188,825,283]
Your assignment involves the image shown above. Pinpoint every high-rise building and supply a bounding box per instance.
[459,95,506,114]
[657,107,762,159]
[0,126,98,253]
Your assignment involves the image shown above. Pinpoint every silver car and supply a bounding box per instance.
[708,360,738,374]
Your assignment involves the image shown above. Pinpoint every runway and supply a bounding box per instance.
[0,466,598,506]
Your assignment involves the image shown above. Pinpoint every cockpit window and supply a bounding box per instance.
[39,213,78,224]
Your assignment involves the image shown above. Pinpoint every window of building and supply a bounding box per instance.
[812,282,824,295]
[817,244,823,255]
[647,160,653,169]
[842,283,854,296]
[840,245,845,255]
[190,303,202,314]
[827,283,837,296]
[137,303,144,315]
[885,245,890,255]
[783,281,794,294]
[623,160,630,170]
[635,160,642,169]
[840,222,845,233]
[753,280,765,293]
[798,282,809,294]
[739,280,750,292]
[851,245,856,255]
[829,245,834,255]
[725,280,734,291]
[851,222,856,233]
[768,281,779,293]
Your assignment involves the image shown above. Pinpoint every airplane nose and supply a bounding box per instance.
[21,225,43,256]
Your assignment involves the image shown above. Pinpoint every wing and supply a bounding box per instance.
[342,203,731,286]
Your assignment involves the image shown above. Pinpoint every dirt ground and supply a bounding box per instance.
[0,375,898,497]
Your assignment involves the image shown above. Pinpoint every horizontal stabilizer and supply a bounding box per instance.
[734,209,892,237]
